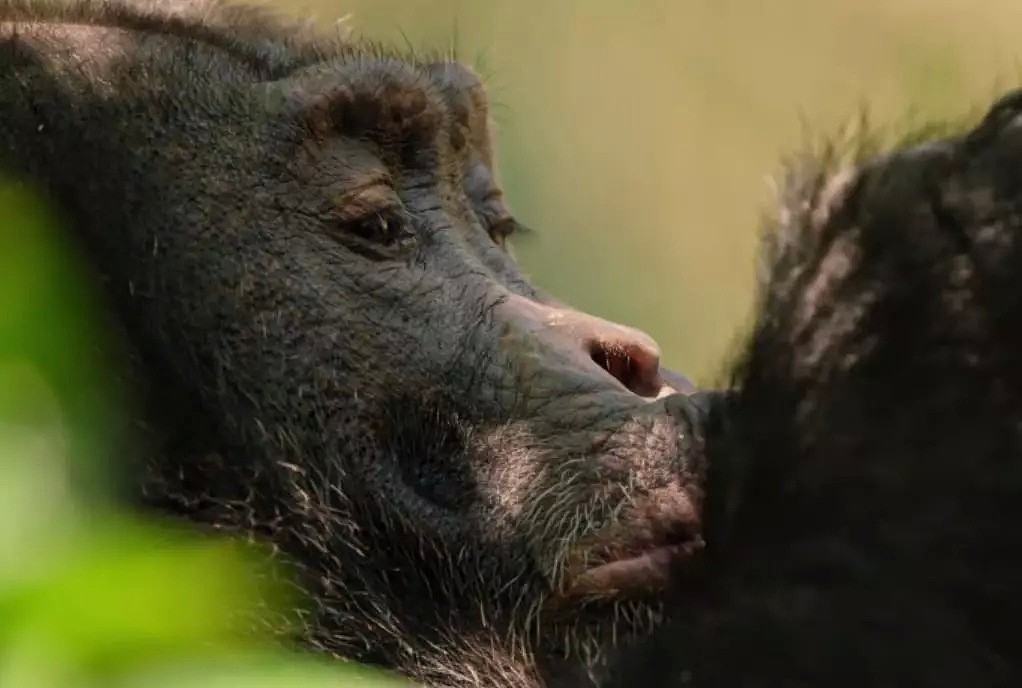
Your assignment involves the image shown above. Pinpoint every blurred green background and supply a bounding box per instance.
[279,0,1022,383]
[4,1,1022,685]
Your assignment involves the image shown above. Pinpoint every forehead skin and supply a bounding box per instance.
[278,56,493,183]
[6,0,516,275]
[422,61,523,283]
[426,60,496,169]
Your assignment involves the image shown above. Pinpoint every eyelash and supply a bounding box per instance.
[334,202,514,254]
[488,218,517,248]
[346,208,417,249]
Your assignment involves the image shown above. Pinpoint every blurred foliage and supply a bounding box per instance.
[0,180,406,687]
[279,0,1022,384]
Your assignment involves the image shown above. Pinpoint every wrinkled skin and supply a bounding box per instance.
[0,1,707,685]
[600,93,1022,687]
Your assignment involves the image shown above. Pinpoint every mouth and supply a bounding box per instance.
[544,503,704,614]
[553,543,702,606]
[539,393,707,620]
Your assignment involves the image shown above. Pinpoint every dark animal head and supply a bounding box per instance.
[0,1,706,683]
[600,93,1022,688]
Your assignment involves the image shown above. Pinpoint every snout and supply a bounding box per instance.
[536,391,708,611]
[498,293,697,401]
[478,293,708,613]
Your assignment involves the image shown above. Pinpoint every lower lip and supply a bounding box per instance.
[548,544,693,607]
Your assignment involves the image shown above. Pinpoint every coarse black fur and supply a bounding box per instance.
[0,2,706,686]
[601,94,1022,687]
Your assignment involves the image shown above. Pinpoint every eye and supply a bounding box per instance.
[347,208,416,248]
[487,216,518,250]
[327,184,417,255]
[476,197,521,251]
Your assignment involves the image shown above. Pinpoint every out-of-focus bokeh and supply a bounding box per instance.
[281,0,1022,383]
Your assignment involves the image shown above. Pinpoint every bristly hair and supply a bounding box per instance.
[0,0,502,83]
[700,93,1011,397]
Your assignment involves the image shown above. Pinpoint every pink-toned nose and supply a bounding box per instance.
[585,332,694,398]
[503,294,696,399]
[585,334,664,397]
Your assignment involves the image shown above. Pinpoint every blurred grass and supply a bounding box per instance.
[278,0,1022,383]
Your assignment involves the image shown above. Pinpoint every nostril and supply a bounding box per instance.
[589,340,663,398]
